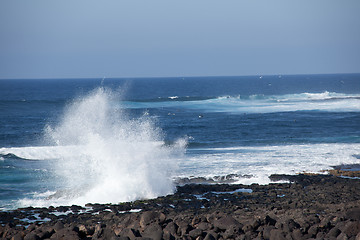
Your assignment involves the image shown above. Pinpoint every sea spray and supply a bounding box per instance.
[40,87,185,206]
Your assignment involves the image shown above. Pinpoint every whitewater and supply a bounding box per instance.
[0,74,359,209]
[123,91,360,113]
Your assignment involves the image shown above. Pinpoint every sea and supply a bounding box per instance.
[0,74,359,210]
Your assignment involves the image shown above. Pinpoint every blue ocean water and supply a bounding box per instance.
[0,74,359,209]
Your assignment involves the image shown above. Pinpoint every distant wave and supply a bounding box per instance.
[262,91,360,102]
[128,96,213,103]
[0,145,110,161]
[122,92,360,113]
[0,99,64,105]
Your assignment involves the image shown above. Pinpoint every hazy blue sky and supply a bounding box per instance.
[1,0,359,79]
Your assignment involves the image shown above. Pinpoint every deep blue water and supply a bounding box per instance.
[0,74,360,209]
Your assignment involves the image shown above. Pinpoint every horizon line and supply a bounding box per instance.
[1,72,359,80]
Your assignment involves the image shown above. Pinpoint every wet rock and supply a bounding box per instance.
[260,225,276,239]
[196,222,213,231]
[162,231,175,240]
[302,215,321,232]
[53,221,65,231]
[11,232,25,240]
[223,226,240,239]
[91,223,107,239]
[327,227,341,238]
[337,232,348,240]
[250,218,262,230]
[242,223,254,233]
[118,237,130,240]
[177,222,192,236]
[117,214,139,230]
[142,223,163,240]
[203,231,217,240]
[335,220,348,233]
[55,206,69,213]
[77,224,95,237]
[212,215,242,231]
[307,224,320,237]
[278,218,300,233]
[356,232,360,240]
[25,224,36,233]
[70,205,83,212]
[244,231,258,240]
[101,227,119,240]
[264,215,276,226]
[49,228,80,240]
[24,232,40,240]
[269,229,287,240]
[189,228,203,239]
[343,221,360,237]
[163,221,178,236]
[191,216,203,227]
[36,227,54,239]
[291,228,304,240]
[139,211,166,229]
[119,228,140,239]
[345,208,360,221]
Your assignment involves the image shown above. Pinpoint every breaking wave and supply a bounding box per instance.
[11,88,186,207]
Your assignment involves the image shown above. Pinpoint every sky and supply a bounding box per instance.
[0,0,360,79]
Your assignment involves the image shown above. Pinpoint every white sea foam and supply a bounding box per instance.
[203,92,360,113]
[17,87,186,207]
[0,144,164,161]
[0,146,84,160]
[14,142,360,207]
[123,92,360,113]
[181,143,360,185]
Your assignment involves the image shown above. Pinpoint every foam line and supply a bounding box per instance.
[121,92,360,113]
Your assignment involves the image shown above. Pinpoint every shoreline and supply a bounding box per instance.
[1,173,360,239]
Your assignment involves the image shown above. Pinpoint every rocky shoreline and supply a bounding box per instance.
[1,173,360,240]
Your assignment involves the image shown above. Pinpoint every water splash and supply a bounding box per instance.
[35,87,185,206]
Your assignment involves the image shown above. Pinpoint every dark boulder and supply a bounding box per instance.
[141,223,163,240]
[139,211,166,229]
[212,215,242,231]
[345,208,360,221]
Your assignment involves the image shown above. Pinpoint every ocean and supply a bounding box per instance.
[0,74,359,210]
